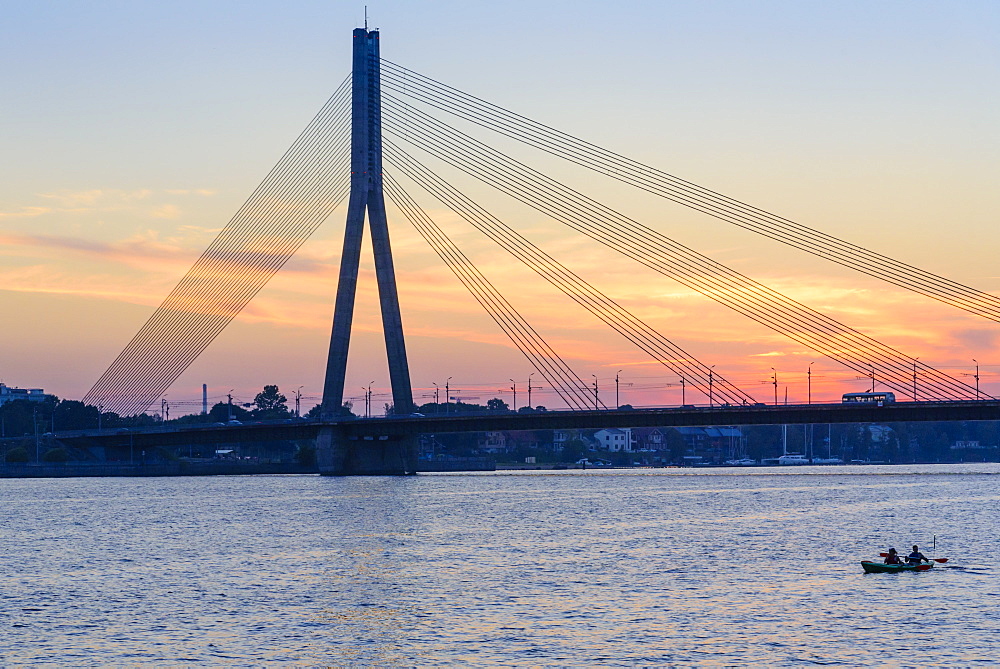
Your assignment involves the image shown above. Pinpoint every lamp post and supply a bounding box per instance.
[433,382,440,408]
[708,366,715,408]
[680,377,686,406]
[912,358,918,401]
[615,370,623,408]
[295,386,303,417]
[510,379,516,412]
[368,381,374,418]
[527,372,534,409]
[771,368,778,406]
[869,364,876,393]
[973,359,980,400]
[445,377,452,414]
[808,362,814,404]
[227,390,234,422]
[591,374,599,410]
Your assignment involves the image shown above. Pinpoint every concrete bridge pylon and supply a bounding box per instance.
[318,28,417,475]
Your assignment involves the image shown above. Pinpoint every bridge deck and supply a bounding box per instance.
[52,400,1000,449]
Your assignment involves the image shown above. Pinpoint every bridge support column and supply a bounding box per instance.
[320,29,415,476]
[316,427,417,476]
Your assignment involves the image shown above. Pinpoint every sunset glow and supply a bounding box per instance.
[3,2,998,414]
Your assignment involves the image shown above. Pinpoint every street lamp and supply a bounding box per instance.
[433,382,440,409]
[973,359,980,400]
[295,386,303,417]
[708,366,715,408]
[615,370,623,408]
[527,372,535,410]
[771,368,778,406]
[808,362,814,405]
[869,364,876,393]
[445,377,452,414]
[510,378,516,412]
[912,358,918,401]
[680,377,686,406]
[592,374,599,410]
[368,381,375,418]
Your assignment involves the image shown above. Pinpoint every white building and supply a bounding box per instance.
[594,428,633,452]
[0,383,49,406]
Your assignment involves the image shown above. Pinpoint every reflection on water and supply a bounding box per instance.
[1,464,998,664]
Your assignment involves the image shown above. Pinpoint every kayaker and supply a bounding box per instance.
[883,547,902,565]
[906,545,928,564]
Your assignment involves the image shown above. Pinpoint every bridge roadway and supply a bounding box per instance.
[56,400,1000,450]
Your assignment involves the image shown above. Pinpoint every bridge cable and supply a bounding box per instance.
[382,174,597,409]
[384,139,755,406]
[380,60,1000,324]
[91,105,354,414]
[85,76,354,415]
[380,98,981,400]
[381,101,976,400]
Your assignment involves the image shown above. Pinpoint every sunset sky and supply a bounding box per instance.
[2,1,999,414]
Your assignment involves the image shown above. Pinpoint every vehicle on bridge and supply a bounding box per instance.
[842,392,896,405]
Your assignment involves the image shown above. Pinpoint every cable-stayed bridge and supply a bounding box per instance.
[78,28,1000,474]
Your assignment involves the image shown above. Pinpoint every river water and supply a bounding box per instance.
[1,465,997,665]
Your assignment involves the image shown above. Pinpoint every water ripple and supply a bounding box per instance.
[0,465,997,664]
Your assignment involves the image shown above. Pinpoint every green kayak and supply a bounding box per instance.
[861,561,933,573]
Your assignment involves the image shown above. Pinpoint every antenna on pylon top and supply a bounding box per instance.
[364,5,368,30]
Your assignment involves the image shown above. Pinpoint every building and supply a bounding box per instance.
[677,426,746,462]
[477,431,508,454]
[631,427,665,451]
[594,427,633,452]
[0,383,49,407]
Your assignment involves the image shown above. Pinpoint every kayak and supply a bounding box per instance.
[861,561,934,573]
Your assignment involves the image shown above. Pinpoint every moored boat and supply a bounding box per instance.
[861,561,933,573]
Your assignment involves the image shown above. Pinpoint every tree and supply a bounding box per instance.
[662,428,687,464]
[305,402,354,419]
[208,402,251,423]
[560,438,587,462]
[486,397,509,412]
[42,447,69,462]
[253,385,290,419]
[53,400,98,430]
[5,446,29,463]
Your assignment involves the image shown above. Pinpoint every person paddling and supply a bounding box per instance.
[883,547,903,565]
[906,545,928,565]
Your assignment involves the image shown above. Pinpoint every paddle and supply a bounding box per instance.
[878,552,948,563]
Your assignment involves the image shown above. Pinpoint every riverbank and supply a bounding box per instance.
[0,462,315,478]
[0,456,496,478]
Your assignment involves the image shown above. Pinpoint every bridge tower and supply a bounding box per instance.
[317,27,417,475]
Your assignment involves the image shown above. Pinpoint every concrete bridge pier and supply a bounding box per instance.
[316,426,417,475]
